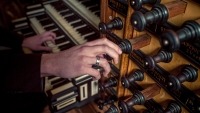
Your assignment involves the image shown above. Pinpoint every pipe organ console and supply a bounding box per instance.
[8,0,200,112]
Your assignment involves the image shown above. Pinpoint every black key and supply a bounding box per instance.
[76,26,94,35]
[59,10,71,16]
[84,32,99,41]
[53,30,63,36]
[44,25,56,31]
[38,18,52,26]
[95,12,100,17]
[36,14,48,20]
[64,14,80,23]
[81,1,96,7]
[88,5,99,12]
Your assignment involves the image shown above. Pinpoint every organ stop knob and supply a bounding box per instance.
[164,100,182,113]
[131,1,186,31]
[118,33,151,54]
[131,3,169,32]
[97,95,117,110]
[161,19,200,52]
[167,65,198,90]
[144,50,173,70]
[99,17,151,54]
[118,39,133,54]
[121,69,144,88]
[99,17,123,34]
[130,0,161,10]
[118,91,145,113]
[118,84,161,113]
[99,17,131,54]
[105,104,119,113]
[143,100,182,113]
[99,77,118,91]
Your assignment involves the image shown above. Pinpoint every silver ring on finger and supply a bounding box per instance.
[96,56,100,65]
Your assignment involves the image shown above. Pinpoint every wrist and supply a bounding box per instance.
[41,53,58,77]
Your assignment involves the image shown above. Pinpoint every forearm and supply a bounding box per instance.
[41,53,58,77]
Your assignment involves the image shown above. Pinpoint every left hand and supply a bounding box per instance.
[22,31,56,51]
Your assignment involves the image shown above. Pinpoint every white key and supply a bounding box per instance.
[69,19,81,25]
[58,9,69,14]
[57,41,70,47]
[43,23,55,28]
[82,32,95,38]
[56,35,65,40]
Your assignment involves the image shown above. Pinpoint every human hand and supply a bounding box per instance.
[22,31,56,51]
[41,38,122,80]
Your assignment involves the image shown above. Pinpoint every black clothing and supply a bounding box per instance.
[0,27,47,113]
[0,27,23,53]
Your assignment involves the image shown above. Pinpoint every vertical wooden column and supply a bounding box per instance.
[117,0,134,97]
[100,0,140,98]
[100,0,114,39]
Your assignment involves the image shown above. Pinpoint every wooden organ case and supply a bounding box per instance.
[98,0,200,113]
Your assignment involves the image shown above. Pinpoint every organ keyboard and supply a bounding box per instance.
[10,0,101,112]
[63,0,100,29]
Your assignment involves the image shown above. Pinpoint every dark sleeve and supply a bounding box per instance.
[0,27,23,52]
[0,53,44,93]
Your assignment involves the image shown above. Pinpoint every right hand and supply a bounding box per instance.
[41,38,122,80]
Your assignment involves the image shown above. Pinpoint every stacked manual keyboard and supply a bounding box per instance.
[11,0,101,112]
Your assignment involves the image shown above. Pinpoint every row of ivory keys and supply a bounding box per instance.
[30,0,100,53]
